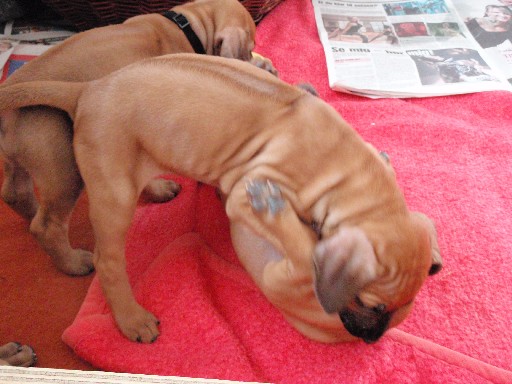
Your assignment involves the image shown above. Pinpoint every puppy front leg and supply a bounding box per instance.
[226,177,317,273]
[87,181,159,343]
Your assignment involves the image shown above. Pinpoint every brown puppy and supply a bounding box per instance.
[0,54,442,344]
[0,0,256,276]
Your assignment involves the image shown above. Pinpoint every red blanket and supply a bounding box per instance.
[62,0,512,382]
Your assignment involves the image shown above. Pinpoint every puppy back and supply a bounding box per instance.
[145,53,303,104]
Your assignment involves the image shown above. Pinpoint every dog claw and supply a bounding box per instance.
[246,179,266,211]
[245,178,285,216]
[28,346,37,366]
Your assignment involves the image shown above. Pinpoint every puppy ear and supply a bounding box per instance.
[411,212,443,275]
[313,227,377,313]
[214,27,253,61]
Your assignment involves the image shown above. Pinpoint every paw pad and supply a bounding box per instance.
[245,179,285,215]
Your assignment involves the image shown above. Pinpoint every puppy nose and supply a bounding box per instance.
[339,309,392,343]
[362,334,383,344]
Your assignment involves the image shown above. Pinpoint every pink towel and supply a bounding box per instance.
[63,0,512,382]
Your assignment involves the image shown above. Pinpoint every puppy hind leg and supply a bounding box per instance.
[27,155,92,275]
[29,190,93,276]
[1,160,38,220]
[1,111,39,220]
[11,108,94,275]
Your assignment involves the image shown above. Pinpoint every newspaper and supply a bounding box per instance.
[0,366,268,384]
[0,20,75,80]
[312,0,512,97]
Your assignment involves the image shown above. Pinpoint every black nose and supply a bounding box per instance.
[339,309,392,343]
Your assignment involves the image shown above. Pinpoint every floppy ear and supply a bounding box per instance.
[214,27,253,61]
[313,227,377,313]
[411,212,443,275]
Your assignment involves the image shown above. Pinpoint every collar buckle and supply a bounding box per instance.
[171,13,190,30]
[161,10,206,55]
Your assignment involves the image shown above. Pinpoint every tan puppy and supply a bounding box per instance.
[0,0,256,276]
[0,54,442,344]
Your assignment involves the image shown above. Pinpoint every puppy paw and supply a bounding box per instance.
[56,249,94,276]
[240,178,317,266]
[250,54,279,77]
[0,343,37,367]
[142,179,181,203]
[245,178,286,216]
[115,305,160,343]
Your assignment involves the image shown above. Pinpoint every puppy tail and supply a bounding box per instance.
[0,81,83,119]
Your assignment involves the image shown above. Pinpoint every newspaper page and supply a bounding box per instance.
[0,366,268,384]
[312,0,512,97]
[0,20,75,81]
[453,0,512,82]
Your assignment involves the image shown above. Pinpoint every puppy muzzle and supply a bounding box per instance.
[339,309,392,344]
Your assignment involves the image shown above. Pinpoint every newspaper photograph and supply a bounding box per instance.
[313,0,512,97]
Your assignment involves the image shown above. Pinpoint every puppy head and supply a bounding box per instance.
[213,26,255,61]
[313,214,442,343]
[211,0,256,61]
[181,0,256,60]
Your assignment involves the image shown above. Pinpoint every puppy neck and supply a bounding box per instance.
[174,1,211,55]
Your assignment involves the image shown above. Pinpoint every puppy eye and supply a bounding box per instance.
[355,296,365,307]
[355,297,387,314]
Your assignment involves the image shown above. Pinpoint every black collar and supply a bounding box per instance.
[162,10,206,55]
